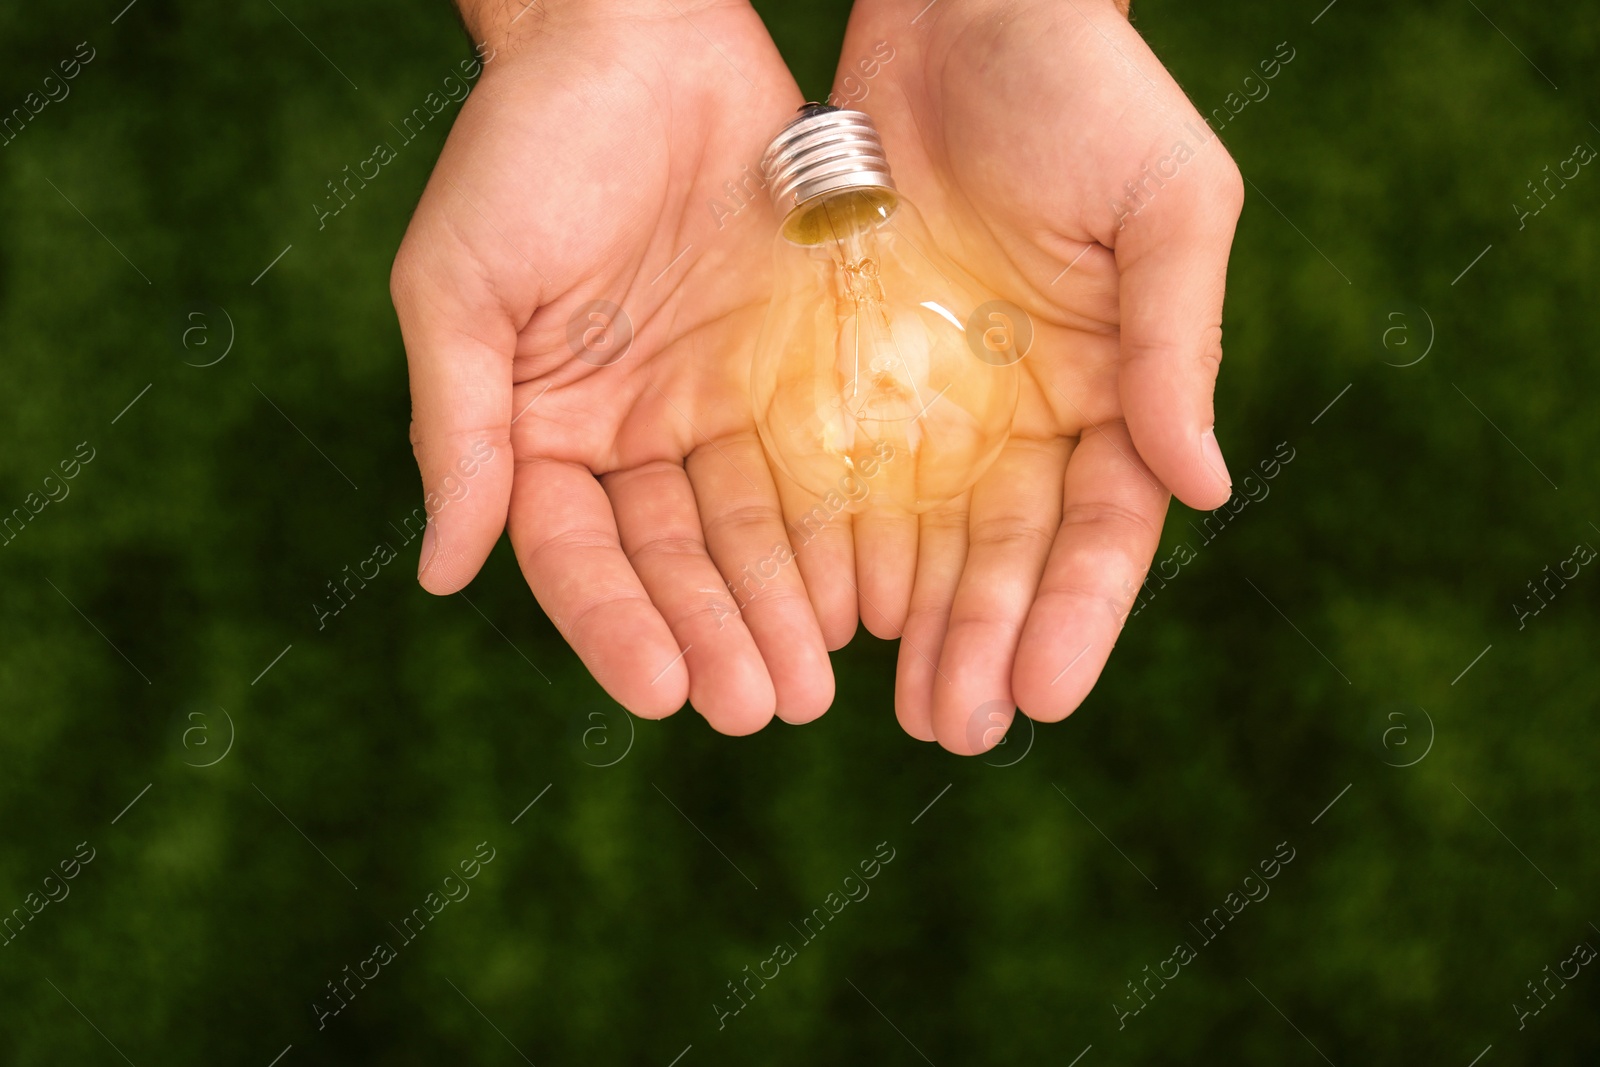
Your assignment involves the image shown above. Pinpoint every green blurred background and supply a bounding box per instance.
[2,0,1597,1062]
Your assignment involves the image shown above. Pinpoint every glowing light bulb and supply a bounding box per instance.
[752,106,1020,514]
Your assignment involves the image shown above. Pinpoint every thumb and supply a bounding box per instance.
[1114,149,1245,512]
[390,246,516,595]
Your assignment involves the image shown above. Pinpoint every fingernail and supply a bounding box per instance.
[1200,428,1232,489]
[417,519,437,581]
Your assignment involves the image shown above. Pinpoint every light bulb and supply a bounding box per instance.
[752,106,1020,514]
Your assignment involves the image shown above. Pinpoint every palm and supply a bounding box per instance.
[835,0,1243,751]
[393,5,835,732]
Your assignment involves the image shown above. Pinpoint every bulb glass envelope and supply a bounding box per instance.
[752,186,1019,514]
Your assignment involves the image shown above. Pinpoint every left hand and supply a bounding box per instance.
[392,0,834,734]
[824,0,1244,752]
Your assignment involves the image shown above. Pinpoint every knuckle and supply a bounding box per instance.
[682,597,739,630]
[758,579,809,610]
[525,526,615,570]
[566,589,650,640]
[1198,325,1225,374]
[628,535,706,567]
[1061,498,1161,545]
[603,461,684,495]
[389,241,422,309]
[918,509,970,536]
[1211,155,1246,218]
[708,501,779,539]
[969,514,1056,553]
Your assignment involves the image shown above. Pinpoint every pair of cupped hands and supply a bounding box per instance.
[390,0,1244,753]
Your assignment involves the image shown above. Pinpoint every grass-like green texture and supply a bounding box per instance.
[0,0,1597,1062]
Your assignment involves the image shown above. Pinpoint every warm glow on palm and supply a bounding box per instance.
[829,0,1245,751]
[392,0,1245,751]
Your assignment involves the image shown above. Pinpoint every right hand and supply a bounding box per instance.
[831,0,1245,751]
[390,0,838,734]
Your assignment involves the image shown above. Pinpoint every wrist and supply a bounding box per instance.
[456,0,752,56]
[454,0,560,53]
[849,0,1126,26]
